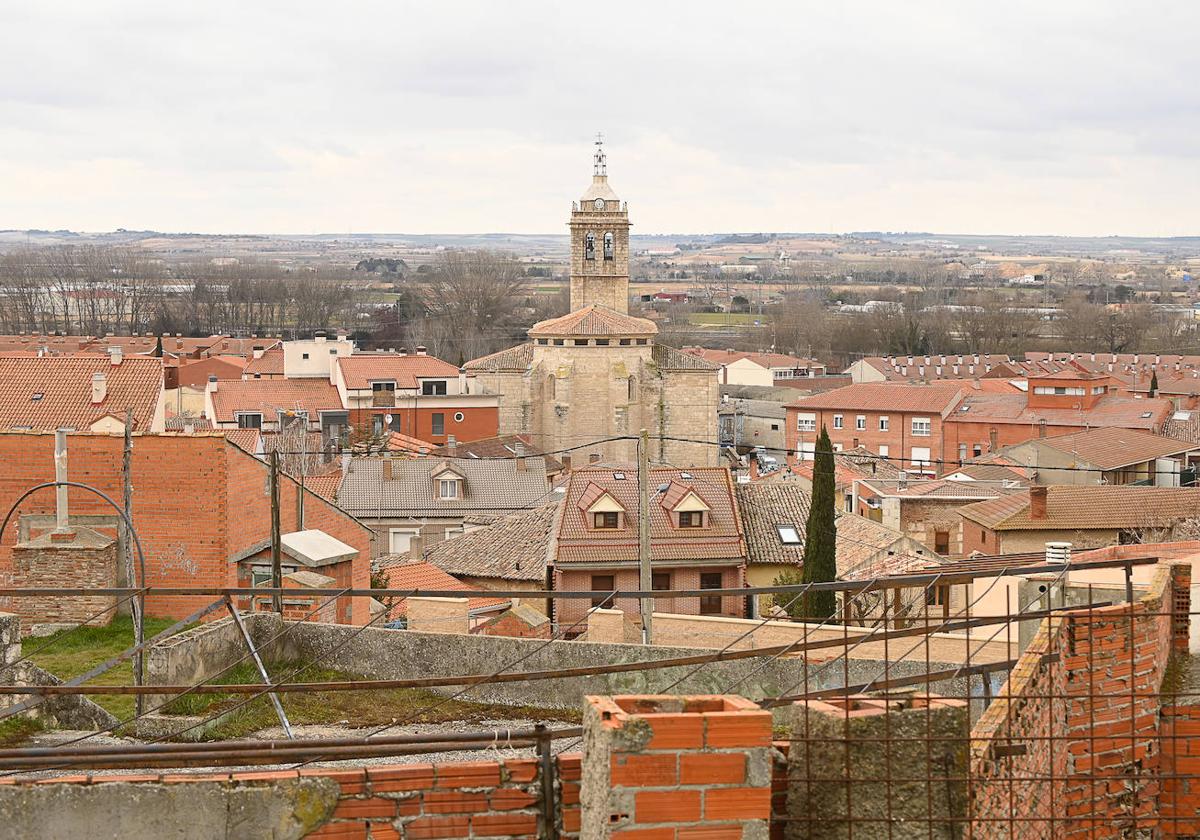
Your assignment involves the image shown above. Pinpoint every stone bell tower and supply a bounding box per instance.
[569,134,630,313]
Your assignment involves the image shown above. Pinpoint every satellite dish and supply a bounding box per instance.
[384,414,393,425]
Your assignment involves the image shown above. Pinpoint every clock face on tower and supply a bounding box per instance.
[593,198,605,210]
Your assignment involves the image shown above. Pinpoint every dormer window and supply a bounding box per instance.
[439,479,460,500]
[678,511,703,528]
[594,511,619,529]
[661,481,712,529]
[421,380,448,396]
[431,463,466,500]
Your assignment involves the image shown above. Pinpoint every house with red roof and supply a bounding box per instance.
[683,347,826,388]
[0,353,165,433]
[333,351,498,444]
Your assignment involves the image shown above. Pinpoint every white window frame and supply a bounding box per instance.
[438,478,459,500]
[879,416,889,432]
[833,414,843,430]
[798,442,816,461]
[911,446,932,471]
[855,415,866,431]
[235,411,262,429]
[878,445,889,457]
[388,528,421,554]
[911,417,932,437]
[796,413,816,432]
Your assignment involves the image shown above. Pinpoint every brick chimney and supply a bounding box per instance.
[408,534,424,559]
[91,372,107,404]
[988,428,998,452]
[1029,485,1048,520]
[382,458,393,481]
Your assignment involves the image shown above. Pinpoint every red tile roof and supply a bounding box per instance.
[338,354,460,390]
[208,379,342,423]
[787,383,965,414]
[374,559,509,615]
[243,348,284,376]
[555,466,744,563]
[0,355,162,431]
[1032,427,1197,470]
[959,485,1200,531]
[683,348,822,370]
[527,305,657,337]
[944,392,1172,430]
[387,431,434,455]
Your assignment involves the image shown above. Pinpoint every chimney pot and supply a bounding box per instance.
[447,435,457,451]
[91,372,108,404]
[1029,485,1048,520]
[108,346,123,365]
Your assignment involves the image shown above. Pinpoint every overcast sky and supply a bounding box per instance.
[2,2,1197,236]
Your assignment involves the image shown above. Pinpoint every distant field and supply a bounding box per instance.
[688,312,762,325]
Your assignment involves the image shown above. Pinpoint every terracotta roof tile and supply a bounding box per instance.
[338,354,460,390]
[208,379,342,423]
[430,435,563,473]
[945,392,1172,430]
[373,559,509,615]
[423,504,557,582]
[243,348,284,376]
[0,355,162,431]
[1032,427,1197,470]
[527,305,657,337]
[555,466,742,564]
[787,383,965,414]
[683,348,823,370]
[652,343,719,371]
[338,456,551,518]
[959,485,1200,531]
[463,343,534,372]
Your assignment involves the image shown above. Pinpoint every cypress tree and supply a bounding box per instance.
[801,426,838,620]
[1150,370,1159,398]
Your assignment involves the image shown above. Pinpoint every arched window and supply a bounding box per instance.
[584,232,596,261]
[603,231,614,260]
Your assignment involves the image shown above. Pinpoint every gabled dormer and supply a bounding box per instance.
[430,462,467,500]
[577,480,626,530]
[660,481,712,529]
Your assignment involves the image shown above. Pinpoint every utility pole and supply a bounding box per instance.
[638,428,653,644]
[270,449,282,614]
[122,411,143,715]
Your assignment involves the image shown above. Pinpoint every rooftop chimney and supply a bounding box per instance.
[515,441,527,471]
[207,374,218,394]
[408,533,424,560]
[1038,418,1047,438]
[108,346,123,366]
[416,346,427,356]
[446,435,457,452]
[1045,541,1071,564]
[382,458,393,481]
[91,372,107,404]
[1029,486,1048,520]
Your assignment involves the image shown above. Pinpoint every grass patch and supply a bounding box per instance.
[0,716,44,747]
[687,312,762,325]
[25,614,186,720]
[162,660,580,741]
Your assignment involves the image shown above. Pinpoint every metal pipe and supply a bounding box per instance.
[225,598,292,739]
[53,429,68,530]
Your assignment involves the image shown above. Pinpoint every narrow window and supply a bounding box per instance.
[585,232,596,260]
[431,413,445,436]
[603,231,614,260]
[699,573,723,615]
[591,574,615,608]
[438,479,459,500]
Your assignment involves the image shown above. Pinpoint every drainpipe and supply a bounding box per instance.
[54,428,69,531]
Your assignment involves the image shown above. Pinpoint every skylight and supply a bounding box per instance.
[30,393,43,402]
[680,471,694,480]
[777,525,801,545]
[1140,412,1154,419]
[612,472,626,480]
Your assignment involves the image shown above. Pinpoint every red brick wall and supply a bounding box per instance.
[477,610,551,639]
[553,565,745,628]
[958,517,999,555]
[176,356,246,389]
[0,433,373,626]
[785,407,942,470]
[1160,704,1200,838]
[349,406,499,445]
[969,560,1192,837]
[940,418,1086,466]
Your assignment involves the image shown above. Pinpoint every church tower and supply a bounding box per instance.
[569,135,630,313]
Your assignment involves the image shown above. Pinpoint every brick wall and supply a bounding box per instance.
[1160,703,1200,838]
[9,527,118,629]
[785,407,944,471]
[554,566,745,628]
[969,559,1192,838]
[0,432,373,626]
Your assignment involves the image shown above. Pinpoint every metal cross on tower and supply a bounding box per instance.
[593,132,607,177]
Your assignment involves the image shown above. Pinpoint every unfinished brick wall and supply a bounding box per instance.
[581,694,773,839]
[0,433,373,626]
[970,560,1192,838]
[1160,703,1200,838]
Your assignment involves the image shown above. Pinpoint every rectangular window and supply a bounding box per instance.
[911,447,932,470]
[798,442,815,461]
[591,574,615,608]
[388,528,420,554]
[777,525,801,544]
[652,573,671,591]
[421,380,447,396]
[444,526,464,540]
[372,381,396,406]
[878,445,889,457]
[699,572,723,615]
[833,414,843,429]
[594,511,619,529]
[879,416,889,431]
[438,479,459,500]
[431,413,445,436]
[911,417,931,436]
[236,412,262,429]
[973,444,983,457]
[958,443,967,462]
[797,413,816,432]
[678,511,703,528]
[934,530,950,555]
[855,415,866,431]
